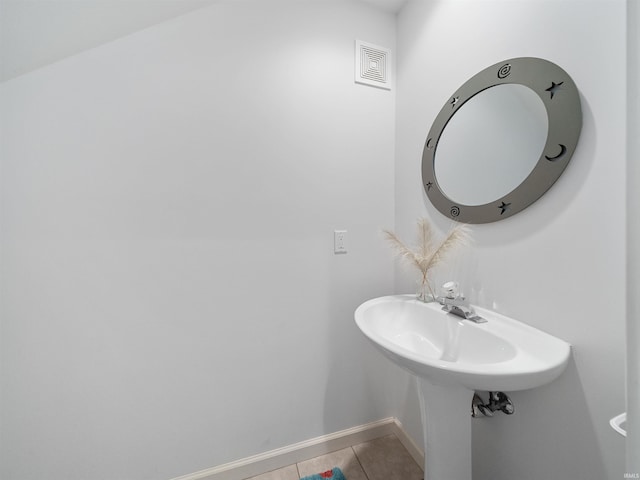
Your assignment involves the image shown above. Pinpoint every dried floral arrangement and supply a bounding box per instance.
[383,218,470,302]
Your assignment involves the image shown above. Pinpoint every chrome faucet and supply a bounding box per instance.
[436,281,486,323]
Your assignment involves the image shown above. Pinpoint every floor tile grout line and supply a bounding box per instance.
[246,432,421,480]
[350,445,370,480]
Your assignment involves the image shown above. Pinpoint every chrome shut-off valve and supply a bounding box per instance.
[472,391,515,417]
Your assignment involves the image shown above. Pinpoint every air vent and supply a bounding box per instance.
[355,40,392,90]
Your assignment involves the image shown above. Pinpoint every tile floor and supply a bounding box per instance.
[243,434,423,480]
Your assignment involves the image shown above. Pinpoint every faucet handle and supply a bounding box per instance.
[442,281,460,299]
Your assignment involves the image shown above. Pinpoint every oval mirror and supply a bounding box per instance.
[422,57,582,223]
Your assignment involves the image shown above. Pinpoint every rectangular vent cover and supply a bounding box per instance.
[355,40,392,90]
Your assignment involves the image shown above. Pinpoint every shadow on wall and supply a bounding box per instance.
[472,356,612,480]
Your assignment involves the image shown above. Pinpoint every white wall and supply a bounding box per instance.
[627,0,640,473]
[0,0,218,82]
[395,1,627,479]
[1,1,632,479]
[0,3,397,479]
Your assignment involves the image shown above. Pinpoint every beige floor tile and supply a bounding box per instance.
[244,464,299,480]
[297,447,368,480]
[353,434,423,480]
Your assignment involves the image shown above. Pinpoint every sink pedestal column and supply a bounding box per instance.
[417,378,474,480]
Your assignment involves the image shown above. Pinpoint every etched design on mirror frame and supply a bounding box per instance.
[498,201,511,215]
[546,81,564,99]
[545,144,567,161]
[497,63,512,79]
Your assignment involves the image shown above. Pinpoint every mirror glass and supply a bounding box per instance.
[434,84,548,206]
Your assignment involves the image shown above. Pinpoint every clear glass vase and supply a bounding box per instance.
[416,277,436,303]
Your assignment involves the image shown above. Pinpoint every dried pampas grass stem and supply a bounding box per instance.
[383,218,469,302]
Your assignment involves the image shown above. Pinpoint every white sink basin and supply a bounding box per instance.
[355,294,571,392]
[355,294,571,480]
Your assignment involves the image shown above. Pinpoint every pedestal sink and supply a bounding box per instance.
[355,295,571,480]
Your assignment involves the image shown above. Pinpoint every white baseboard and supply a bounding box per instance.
[389,418,424,471]
[170,417,423,480]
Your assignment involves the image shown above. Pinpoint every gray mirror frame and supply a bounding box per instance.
[422,57,582,224]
